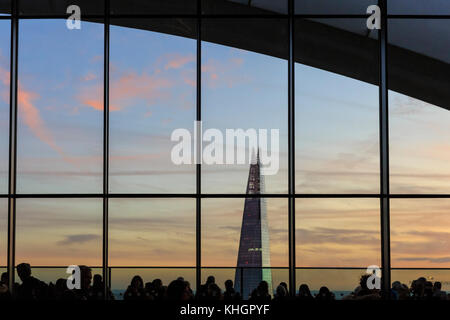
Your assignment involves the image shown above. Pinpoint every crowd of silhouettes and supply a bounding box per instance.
[0,263,448,301]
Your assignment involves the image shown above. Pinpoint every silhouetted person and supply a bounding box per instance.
[151,278,165,300]
[90,274,113,300]
[71,265,94,300]
[250,281,271,302]
[167,279,191,301]
[196,275,216,300]
[124,275,145,300]
[298,284,313,301]
[206,276,215,285]
[279,282,288,293]
[411,277,426,300]
[16,263,48,300]
[223,279,241,301]
[274,284,288,301]
[51,278,69,300]
[433,281,447,300]
[0,272,11,300]
[315,286,334,301]
[207,283,222,301]
[185,280,193,297]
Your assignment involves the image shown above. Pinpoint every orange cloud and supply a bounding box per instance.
[201,56,246,88]
[78,70,172,112]
[78,53,198,112]
[0,66,65,158]
[164,53,195,70]
[83,72,97,81]
[18,83,65,156]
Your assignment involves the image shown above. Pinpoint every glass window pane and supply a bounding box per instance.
[388,19,450,194]
[202,267,288,300]
[296,199,381,267]
[17,20,103,193]
[111,268,196,300]
[0,199,6,267]
[0,0,10,15]
[391,269,450,295]
[19,0,104,16]
[109,19,196,194]
[202,198,288,299]
[388,0,450,15]
[295,19,379,194]
[296,268,367,300]
[0,20,9,194]
[295,0,375,14]
[111,0,196,15]
[16,199,102,266]
[109,199,195,266]
[202,0,287,15]
[202,18,288,194]
[391,199,450,268]
[202,198,288,266]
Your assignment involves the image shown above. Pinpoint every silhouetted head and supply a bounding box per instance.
[0,272,8,284]
[93,274,103,288]
[152,278,162,289]
[258,281,269,295]
[130,275,144,289]
[280,282,288,291]
[360,274,371,290]
[206,276,215,285]
[434,282,442,291]
[167,279,190,301]
[276,284,287,298]
[225,280,233,290]
[55,278,67,292]
[392,281,402,291]
[318,286,331,298]
[298,284,312,297]
[79,265,92,290]
[17,263,32,282]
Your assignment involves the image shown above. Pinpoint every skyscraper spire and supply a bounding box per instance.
[234,153,272,298]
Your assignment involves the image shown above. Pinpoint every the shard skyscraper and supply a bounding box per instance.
[234,152,272,299]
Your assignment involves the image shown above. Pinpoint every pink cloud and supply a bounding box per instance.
[201,56,246,88]
[164,53,195,70]
[83,72,97,81]
[78,70,173,112]
[0,66,66,158]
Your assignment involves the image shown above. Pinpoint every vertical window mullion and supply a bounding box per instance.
[7,0,18,294]
[379,0,391,298]
[196,0,202,291]
[288,0,296,296]
[103,0,110,300]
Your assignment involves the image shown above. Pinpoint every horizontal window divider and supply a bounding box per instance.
[9,14,449,20]
[387,15,450,19]
[17,15,106,19]
[9,194,450,199]
[389,194,450,198]
[4,266,450,270]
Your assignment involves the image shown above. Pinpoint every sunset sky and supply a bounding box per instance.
[0,19,449,277]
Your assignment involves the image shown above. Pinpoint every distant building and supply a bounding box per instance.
[234,152,272,299]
